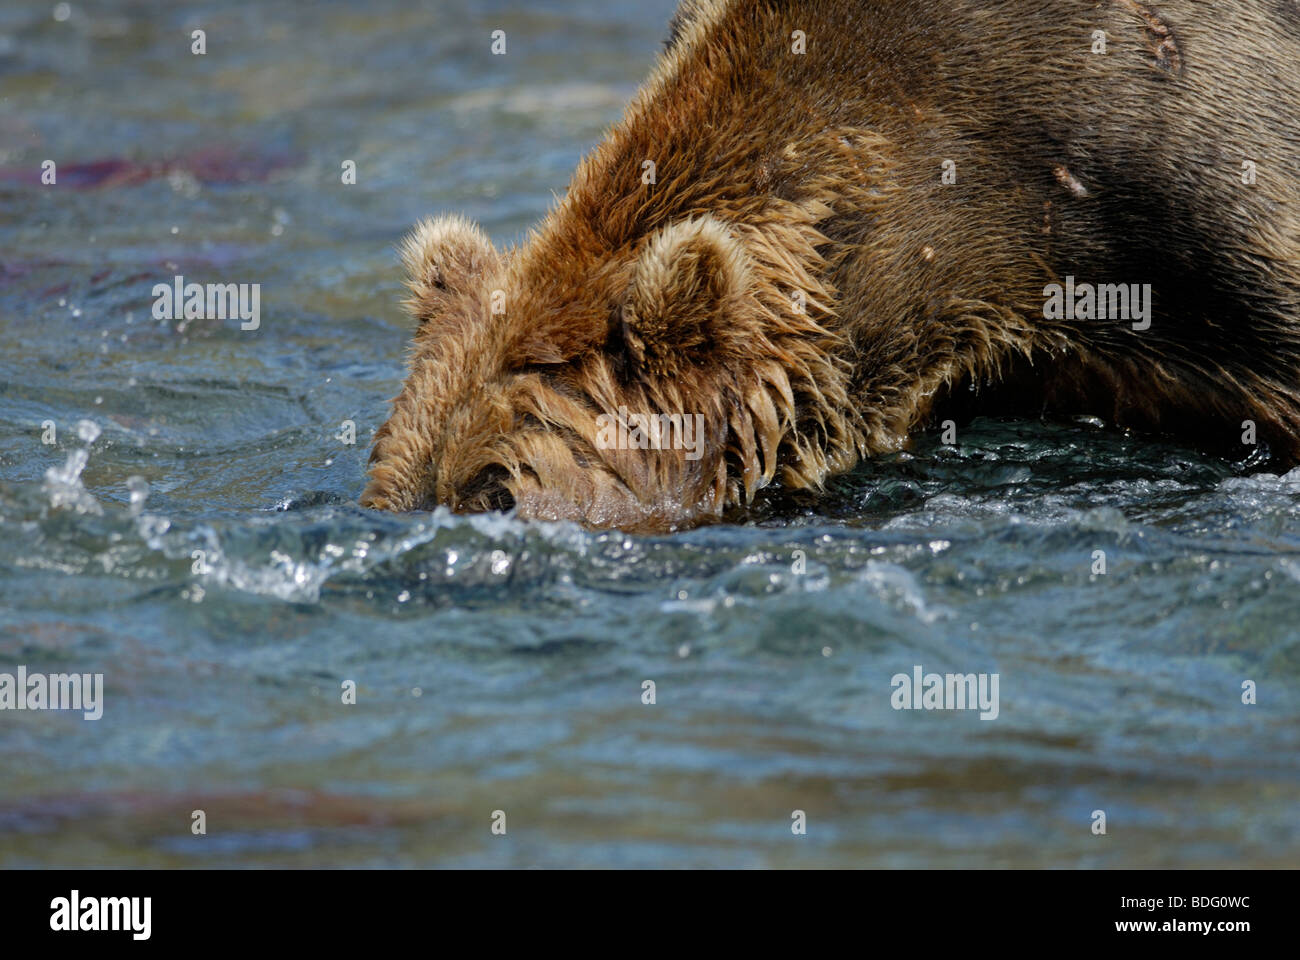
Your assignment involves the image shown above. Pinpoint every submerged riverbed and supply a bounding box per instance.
[1,0,1297,868]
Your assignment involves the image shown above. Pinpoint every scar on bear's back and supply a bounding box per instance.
[1116,0,1184,75]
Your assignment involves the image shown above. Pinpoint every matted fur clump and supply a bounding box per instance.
[363,0,1300,532]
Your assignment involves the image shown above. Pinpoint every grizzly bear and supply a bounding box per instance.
[363,0,1300,532]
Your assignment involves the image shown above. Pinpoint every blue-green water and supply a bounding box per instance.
[1,0,1298,868]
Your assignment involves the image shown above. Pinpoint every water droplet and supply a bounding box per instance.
[126,475,149,516]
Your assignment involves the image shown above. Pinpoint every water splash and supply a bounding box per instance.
[42,419,103,515]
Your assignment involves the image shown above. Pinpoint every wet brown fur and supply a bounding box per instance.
[363,0,1300,531]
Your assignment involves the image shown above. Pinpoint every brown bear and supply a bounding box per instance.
[362,0,1300,531]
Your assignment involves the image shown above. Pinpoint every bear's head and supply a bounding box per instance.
[361,209,857,532]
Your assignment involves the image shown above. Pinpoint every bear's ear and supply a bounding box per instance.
[399,214,498,325]
[617,215,750,379]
